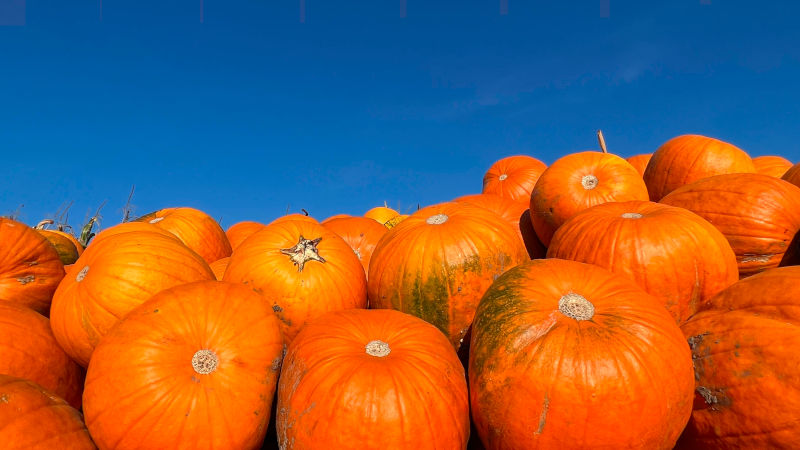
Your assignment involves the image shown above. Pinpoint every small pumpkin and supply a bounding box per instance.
[277,309,470,449]
[0,303,85,409]
[753,155,793,178]
[364,206,399,224]
[0,375,96,450]
[224,219,367,345]
[482,155,547,204]
[469,259,694,449]
[625,153,652,177]
[680,266,800,448]
[643,134,755,201]
[35,229,81,265]
[137,207,232,264]
[209,256,230,280]
[321,216,388,278]
[226,221,266,250]
[83,281,284,450]
[0,218,65,314]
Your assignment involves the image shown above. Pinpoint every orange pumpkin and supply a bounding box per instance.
[753,155,793,178]
[321,216,388,277]
[0,218,65,314]
[626,153,652,177]
[209,256,230,280]
[225,221,266,250]
[660,173,800,278]
[782,161,800,188]
[83,281,284,450]
[643,134,755,201]
[364,206,399,224]
[0,303,84,409]
[224,219,367,345]
[277,309,470,449]
[138,207,232,264]
[680,266,800,448]
[50,231,215,367]
[548,201,739,323]
[383,214,409,229]
[269,213,319,226]
[0,375,95,449]
[368,202,529,351]
[530,151,648,247]
[482,155,547,204]
[321,214,351,224]
[91,221,178,245]
[35,229,81,265]
[469,259,694,449]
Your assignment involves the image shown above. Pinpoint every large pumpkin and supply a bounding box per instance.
[0,218,65,314]
[137,207,232,263]
[643,134,755,201]
[321,216,388,277]
[224,219,367,345]
[530,151,648,247]
[469,259,694,449]
[679,266,800,448]
[482,155,547,204]
[225,221,266,250]
[0,303,84,409]
[753,155,793,178]
[277,309,470,449]
[83,281,284,450]
[660,173,800,278]
[50,230,215,367]
[0,375,96,449]
[368,202,528,351]
[547,201,739,323]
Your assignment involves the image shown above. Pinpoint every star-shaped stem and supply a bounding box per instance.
[280,235,326,272]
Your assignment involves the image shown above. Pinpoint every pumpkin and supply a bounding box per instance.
[224,219,367,345]
[547,201,738,323]
[679,266,800,448]
[482,155,547,204]
[368,202,528,351]
[530,151,648,247]
[364,206,399,224]
[277,309,470,449]
[753,155,793,178]
[36,230,81,265]
[0,218,65,314]
[50,230,215,367]
[321,214,351,224]
[469,259,694,449]
[137,207,232,264]
[90,221,177,245]
[83,281,284,450]
[0,375,95,449]
[321,216,388,278]
[453,193,543,259]
[0,303,84,409]
[269,213,318,226]
[660,173,800,278]
[209,256,230,280]
[383,214,409,229]
[781,161,800,188]
[626,153,652,177]
[226,221,266,250]
[643,134,756,201]
[519,209,547,259]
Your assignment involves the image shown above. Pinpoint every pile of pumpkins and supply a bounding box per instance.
[1,133,799,449]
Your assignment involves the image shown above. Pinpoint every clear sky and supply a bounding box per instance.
[1,0,799,231]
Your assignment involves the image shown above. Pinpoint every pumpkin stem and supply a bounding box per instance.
[35,219,54,230]
[365,340,391,357]
[426,214,449,225]
[597,129,608,154]
[76,266,89,282]
[621,212,643,219]
[558,293,595,321]
[581,175,599,190]
[280,235,326,272]
[192,349,219,374]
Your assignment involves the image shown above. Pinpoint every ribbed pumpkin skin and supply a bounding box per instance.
[322,216,388,277]
[83,281,284,450]
[277,309,470,449]
[482,155,547,204]
[37,230,82,264]
[0,375,96,450]
[660,173,800,278]
[364,207,399,225]
[368,202,528,351]
[50,231,215,367]
[753,155,793,178]
[679,266,800,449]
[469,259,694,449]
[209,256,229,280]
[782,161,800,188]
[530,151,648,247]
[224,220,367,345]
[626,153,652,177]
[138,207,232,264]
[225,221,266,250]
[0,218,65,314]
[643,135,756,201]
[91,221,177,246]
[547,201,739,323]
[0,303,84,409]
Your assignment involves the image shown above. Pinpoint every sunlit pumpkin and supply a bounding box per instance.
[137,207,232,264]
[226,221,266,250]
[753,155,793,178]
[482,155,547,204]
[321,216,388,278]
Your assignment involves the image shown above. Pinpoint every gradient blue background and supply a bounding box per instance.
[1,0,799,231]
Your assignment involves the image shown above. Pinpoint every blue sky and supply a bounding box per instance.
[1,0,799,230]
